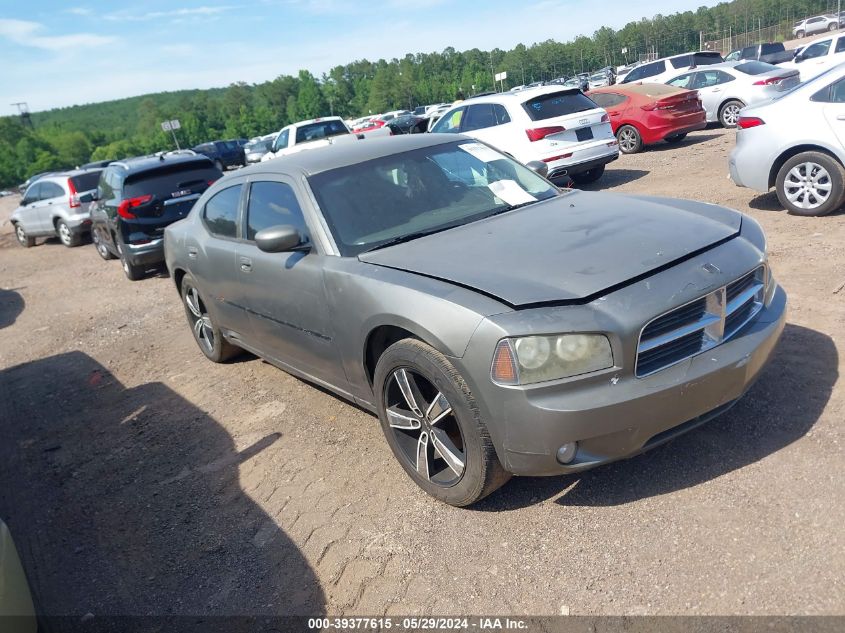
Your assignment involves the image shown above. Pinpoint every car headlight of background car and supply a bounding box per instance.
[491,334,614,385]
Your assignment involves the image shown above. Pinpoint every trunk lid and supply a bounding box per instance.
[359,191,741,307]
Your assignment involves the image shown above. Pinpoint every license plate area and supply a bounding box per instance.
[576,127,594,142]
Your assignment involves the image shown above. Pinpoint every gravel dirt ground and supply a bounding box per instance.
[0,127,843,619]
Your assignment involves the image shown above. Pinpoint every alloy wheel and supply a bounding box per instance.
[618,128,638,153]
[384,368,466,487]
[783,162,832,210]
[184,285,215,355]
[58,222,72,245]
[93,230,109,258]
[722,104,741,127]
[15,225,26,245]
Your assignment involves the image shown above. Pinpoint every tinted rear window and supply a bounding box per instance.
[124,162,220,199]
[70,171,101,192]
[735,61,777,75]
[693,52,723,65]
[295,120,348,143]
[522,91,598,121]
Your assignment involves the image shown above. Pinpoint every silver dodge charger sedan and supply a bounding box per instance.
[165,134,787,506]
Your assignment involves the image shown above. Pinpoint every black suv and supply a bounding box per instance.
[90,154,222,280]
[192,140,246,171]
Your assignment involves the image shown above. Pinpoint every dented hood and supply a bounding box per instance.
[358,191,742,307]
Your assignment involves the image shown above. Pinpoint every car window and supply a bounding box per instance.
[462,104,501,131]
[837,37,845,54]
[246,181,309,241]
[308,140,558,257]
[803,40,832,60]
[274,129,290,151]
[667,73,694,88]
[694,70,734,88]
[203,184,242,239]
[40,182,64,200]
[70,171,101,193]
[589,92,627,108]
[124,162,220,200]
[430,108,465,133]
[640,61,666,78]
[812,76,845,102]
[670,55,691,69]
[734,61,778,75]
[295,120,348,143]
[522,90,598,120]
[622,66,644,82]
[693,52,724,66]
[23,182,42,204]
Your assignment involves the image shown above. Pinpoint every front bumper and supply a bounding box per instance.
[456,243,786,476]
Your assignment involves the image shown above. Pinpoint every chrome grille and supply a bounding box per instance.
[636,266,766,377]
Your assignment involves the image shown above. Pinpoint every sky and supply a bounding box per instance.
[0,0,718,116]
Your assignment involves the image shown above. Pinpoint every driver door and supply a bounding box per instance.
[17,183,46,234]
[234,177,343,387]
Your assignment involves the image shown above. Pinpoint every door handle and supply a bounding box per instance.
[239,256,252,272]
[712,88,721,92]
[187,247,198,259]
[837,115,845,121]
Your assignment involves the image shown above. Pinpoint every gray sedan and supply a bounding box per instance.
[165,134,786,506]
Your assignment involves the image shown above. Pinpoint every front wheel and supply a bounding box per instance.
[796,30,805,38]
[570,165,606,184]
[776,152,845,216]
[56,220,81,247]
[829,23,838,32]
[181,273,240,362]
[616,125,642,154]
[14,223,35,248]
[719,100,744,128]
[374,339,510,506]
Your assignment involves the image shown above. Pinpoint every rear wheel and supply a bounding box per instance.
[775,152,845,217]
[616,125,642,154]
[570,165,606,184]
[56,220,81,247]
[664,133,687,144]
[374,339,510,506]
[181,273,239,362]
[92,228,115,260]
[14,223,35,248]
[719,100,744,128]
[115,240,146,281]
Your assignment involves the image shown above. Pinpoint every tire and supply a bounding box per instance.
[115,240,146,281]
[775,151,845,217]
[180,273,240,363]
[570,165,606,184]
[92,228,115,260]
[374,338,510,507]
[214,160,225,172]
[664,133,687,144]
[796,30,805,38]
[55,220,81,247]
[616,125,642,154]
[13,223,36,248]
[719,100,744,128]
[829,23,838,32]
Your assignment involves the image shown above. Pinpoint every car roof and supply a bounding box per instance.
[110,153,213,175]
[464,85,580,104]
[231,134,464,177]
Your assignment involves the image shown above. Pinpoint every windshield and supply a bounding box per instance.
[295,120,348,144]
[308,140,559,256]
[246,139,271,152]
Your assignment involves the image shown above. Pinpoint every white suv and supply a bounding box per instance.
[430,87,618,183]
[793,15,840,39]
[619,51,724,85]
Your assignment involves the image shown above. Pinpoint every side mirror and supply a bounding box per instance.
[794,52,804,61]
[255,225,305,253]
[525,160,549,179]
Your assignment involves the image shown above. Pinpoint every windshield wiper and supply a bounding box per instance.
[364,226,456,252]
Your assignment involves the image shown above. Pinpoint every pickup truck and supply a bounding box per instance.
[261,116,389,162]
[738,43,795,65]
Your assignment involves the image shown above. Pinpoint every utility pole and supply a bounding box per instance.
[10,102,33,128]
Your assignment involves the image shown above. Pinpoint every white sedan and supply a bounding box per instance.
[729,63,845,216]
[666,61,800,128]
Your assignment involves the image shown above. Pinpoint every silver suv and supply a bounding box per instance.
[793,15,840,39]
[10,169,102,248]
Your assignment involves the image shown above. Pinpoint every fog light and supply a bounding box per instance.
[556,442,578,464]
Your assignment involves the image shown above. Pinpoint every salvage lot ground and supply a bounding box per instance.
[0,128,843,618]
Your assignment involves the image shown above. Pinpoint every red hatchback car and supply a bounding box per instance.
[587,84,706,154]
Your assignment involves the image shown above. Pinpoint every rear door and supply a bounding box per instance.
[119,161,222,244]
[17,183,46,233]
[817,76,845,149]
[692,70,736,115]
[458,103,513,153]
[36,181,66,230]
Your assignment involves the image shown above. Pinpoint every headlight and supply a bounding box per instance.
[491,334,614,385]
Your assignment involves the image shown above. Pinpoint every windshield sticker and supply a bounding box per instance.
[459,142,505,164]
[488,180,537,206]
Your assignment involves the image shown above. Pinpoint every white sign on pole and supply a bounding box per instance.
[621,47,628,54]
[494,71,508,82]
[161,121,172,131]
[169,119,181,130]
